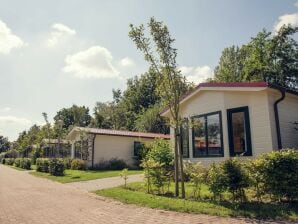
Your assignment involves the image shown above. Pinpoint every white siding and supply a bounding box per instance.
[268,90,298,149]
[93,135,155,166]
[177,89,274,165]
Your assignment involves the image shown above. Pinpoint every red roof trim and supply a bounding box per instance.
[160,82,268,115]
[77,127,170,139]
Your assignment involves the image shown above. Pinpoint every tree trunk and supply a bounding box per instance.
[176,123,185,198]
[177,127,186,198]
[173,127,179,197]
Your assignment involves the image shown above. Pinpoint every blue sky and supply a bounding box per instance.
[0,0,297,140]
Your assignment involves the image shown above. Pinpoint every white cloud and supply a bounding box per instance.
[0,20,25,54]
[120,57,135,67]
[47,23,76,47]
[180,65,213,84]
[1,107,11,112]
[274,13,298,33]
[0,116,31,126]
[63,46,119,79]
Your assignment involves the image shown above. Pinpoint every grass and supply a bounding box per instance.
[96,182,298,220]
[30,169,142,183]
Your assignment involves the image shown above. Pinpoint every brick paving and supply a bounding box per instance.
[0,164,292,224]
[66,174,143,191]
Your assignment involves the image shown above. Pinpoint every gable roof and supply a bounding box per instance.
[160,81,297,116]
[67,127,170,139]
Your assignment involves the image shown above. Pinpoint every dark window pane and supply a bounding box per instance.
[207,114,222,156]
[231,112,246,154]
[193,117,207,157]
[134,142,143,157]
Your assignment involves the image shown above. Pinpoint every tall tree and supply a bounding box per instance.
[129,17,190,197]
[214,25,298,91]
[54,105,92,130]
[0,136,10,153]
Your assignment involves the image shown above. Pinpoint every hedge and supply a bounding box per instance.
[36,158,50,173]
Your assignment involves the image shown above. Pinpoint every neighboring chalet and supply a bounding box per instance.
[67,127,170,168]
[161,82,298,165]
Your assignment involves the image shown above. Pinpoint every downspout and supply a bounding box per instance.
[273,88,285,150]
[91,134,96,169]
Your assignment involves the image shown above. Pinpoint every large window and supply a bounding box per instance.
[134,141,144,157]
[180,119,189,158]
[227,106,252,156]
[192,111,223,157]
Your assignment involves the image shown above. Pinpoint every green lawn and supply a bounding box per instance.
[96,182,298,220]
[30,169,142,183]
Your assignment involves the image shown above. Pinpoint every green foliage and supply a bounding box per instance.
[36,158,50,172]
[222,159,249,202]
[54,104,91,130]
[70,159,86,170]
[4,158,15,165]
[63,158,73,169]
[14,158,21,167]
[4,149,19,158]
[184,162,208,199]
[19,158,31,170]
[207,163,227,201]
[145,139,173,167]
[93,158,128,170]
[260,149,298,202]
[29,148,42,165]
[214,25,298,91]
[120,168,129,188]
[0,135,10,153]
[141,139,173,194]
[49,158,65,176]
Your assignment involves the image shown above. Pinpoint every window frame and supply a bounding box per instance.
[180,118,189,158]
[192,111,224,158]
[227,106,252,157]
[133,141,143,157]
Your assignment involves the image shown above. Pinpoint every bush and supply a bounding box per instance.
[14,158,21,167]
[19,158,31,170]
[260,149,298,202]
[207,163,227,201]
[93,158,128,170]
[63,158,73,169]
[71,159,86,170]
[4,150,18,158]
[1,158,5,164]
[5,158,15,165]
[222,159,249,202]
[49,158,65,176]
[184,162,208,199]
[141,139,173,194]
[30,148,42,165]
[36,158,50,173]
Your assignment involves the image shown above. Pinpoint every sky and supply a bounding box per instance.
[0,0,297,141]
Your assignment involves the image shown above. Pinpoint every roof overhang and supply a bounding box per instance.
[160,82,269,117]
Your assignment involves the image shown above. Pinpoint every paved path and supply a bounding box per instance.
[0,165,291,224]
[66,174,143,191]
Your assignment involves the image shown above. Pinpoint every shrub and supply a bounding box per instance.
[184,162,208,199]
[260,149,298,202]
[93,158,128,170]
[141,139,173,194]
[30,148,42,165]
[207,163,227,201]
[120,168,129,188]
[109,158,128,170]
[71,159,86,170]
[63,158,73,169]
[49,158,65,176]
[4,150,18,158]
[5,158,15,165]
[222,159,249,202]
[14,158,21,167]
[1,158,5,164]
[19,158,31,170]
[36,158,50,173]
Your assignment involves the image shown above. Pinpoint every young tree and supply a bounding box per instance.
[129,17,189,197]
